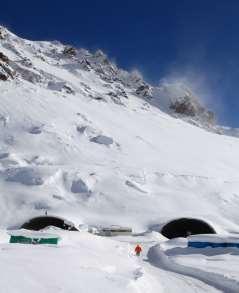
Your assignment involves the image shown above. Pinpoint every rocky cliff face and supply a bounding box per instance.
[0,51,15,80]
[0,25,223,132]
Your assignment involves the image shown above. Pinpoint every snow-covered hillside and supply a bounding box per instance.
[1,26,239,292]
[0,25,238,231]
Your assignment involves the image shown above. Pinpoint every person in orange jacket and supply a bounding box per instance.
[135,244,142,256]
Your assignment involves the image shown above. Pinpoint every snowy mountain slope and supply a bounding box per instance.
[2,26,239,293]
[0,26,239,235]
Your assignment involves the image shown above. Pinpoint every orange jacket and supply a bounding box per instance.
[135,245,142,253]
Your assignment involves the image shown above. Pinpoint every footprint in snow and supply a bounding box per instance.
[133,267,144,280]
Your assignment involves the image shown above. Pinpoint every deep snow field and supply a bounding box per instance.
[1,26,239,292]
[2,228,239,292]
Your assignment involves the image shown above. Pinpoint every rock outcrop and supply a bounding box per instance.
[170,95,215,125]
[0,27,6,39]
[63,46,77,57]
[0,52,15,81]
[90,135,114,146]
[136,84,152,99]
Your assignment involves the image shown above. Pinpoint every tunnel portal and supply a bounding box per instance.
[161,218,216,239]
[21,216,78,231]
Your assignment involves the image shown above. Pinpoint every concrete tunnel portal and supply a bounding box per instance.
[21,216,78,231]
[21,216,216,237]
[161,218,216,239]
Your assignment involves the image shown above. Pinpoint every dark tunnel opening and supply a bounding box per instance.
[161,218,216,239]
[21,216,78,231]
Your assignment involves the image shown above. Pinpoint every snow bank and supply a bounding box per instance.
[188,234,239,248]
[8,229,60,239]
[0,230,149,293]
[188,234,239,244]
[148,244,239,293]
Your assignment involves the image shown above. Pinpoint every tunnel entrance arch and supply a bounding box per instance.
[21,216,78,231]
[161,218,216,239]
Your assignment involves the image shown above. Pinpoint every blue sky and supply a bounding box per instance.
[1,0,239,126]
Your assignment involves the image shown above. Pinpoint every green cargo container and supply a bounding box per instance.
[8,230,60,245]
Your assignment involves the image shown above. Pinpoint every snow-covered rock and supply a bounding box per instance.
[0,53,15,80]
[71,178,90,193]
[4,167,44,186]
[90,135,114,146]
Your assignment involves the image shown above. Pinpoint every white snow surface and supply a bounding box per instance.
[0,230,149,293]
[8,229,60,239]
[188,234,239,244]
[0,27,239,292]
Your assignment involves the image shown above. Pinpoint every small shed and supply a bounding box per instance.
[96,225,132,237]
[188,234,239,249]
[8,230,61,245]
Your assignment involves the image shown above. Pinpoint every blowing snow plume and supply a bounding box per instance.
[150,74,216,128]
